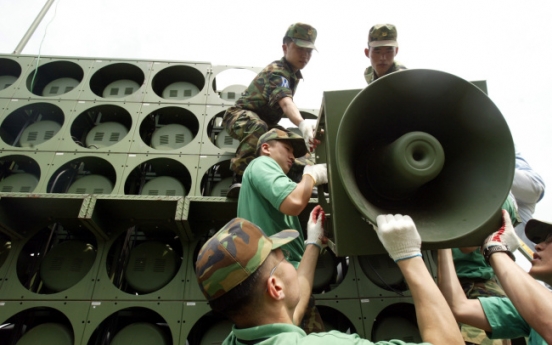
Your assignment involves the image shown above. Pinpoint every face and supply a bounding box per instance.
[365,46,398,78]
[262,140,295,174]
[529,234,552,284]
[283,41,313,71]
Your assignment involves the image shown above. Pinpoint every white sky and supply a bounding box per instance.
[1,0,551,223]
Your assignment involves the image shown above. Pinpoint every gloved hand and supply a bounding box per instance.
[374,214,422,262]
[306,205,327,249]
[481,209,521,253]
[298,120,315,152]
[303,164,327,186]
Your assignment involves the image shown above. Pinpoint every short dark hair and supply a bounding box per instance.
[208,258,268,320]
[283,36,293,45]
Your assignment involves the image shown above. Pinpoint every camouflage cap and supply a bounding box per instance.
[195,218,299,301]
[285,23,318,51]
[525,219,552,244]
[256,128,308,158]
[368,24,398,48]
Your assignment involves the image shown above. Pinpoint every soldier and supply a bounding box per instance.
[195,214,464,345]
[364,24,407,84]
[223,23,319,198]
[438,211,552,344]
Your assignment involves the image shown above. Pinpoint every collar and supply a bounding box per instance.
[233,323,305,344]
[281,57,303,80]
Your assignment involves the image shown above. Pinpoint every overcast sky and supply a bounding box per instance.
[1,0,551,224]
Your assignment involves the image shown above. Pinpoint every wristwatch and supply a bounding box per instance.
[483,244,515,264]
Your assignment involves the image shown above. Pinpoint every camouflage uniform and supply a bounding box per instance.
[364,61,407,84]
[452,194,519,345]
[365,24,407,84]
[223,23,316,177]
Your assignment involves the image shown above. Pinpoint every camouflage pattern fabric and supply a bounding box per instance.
[256,128,308,158]
[285,23,317,50]
[364,61,407,84]
[459,278,511,345]
[223,108,314,176]
[368,24,398,47]
[299,295,325,334]
[195,217,298,301]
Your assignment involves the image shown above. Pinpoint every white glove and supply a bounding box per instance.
[298,120,315,152]
[303,164,327,186]
[481,209,521,253]
[374,214,422,262]
[306,205,327,249]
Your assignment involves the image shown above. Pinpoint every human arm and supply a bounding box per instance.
[279,97,320,152]
[293,205,326,325]
[458,246,479,254]
[279,164,327,216]
[374,215,464,345]
[437,249,492,330]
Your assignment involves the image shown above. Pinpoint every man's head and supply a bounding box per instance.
[195,218,299,320]
[365,24,399,78]
[525,219,552,282]
[257,129,308,174]
[283,23,317,71]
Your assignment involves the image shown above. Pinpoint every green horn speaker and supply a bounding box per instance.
[318,69,515,256]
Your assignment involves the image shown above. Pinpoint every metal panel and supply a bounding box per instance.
[82,301,182,345]
[128,103,205,155]
[0,55,36,99]
[316,299,366,338]
[0,301,90,345]
[78,59,153,103]
[142,61,211,105]
[56,101,141,154]
[194,154,233,197]
[360,298,421,343]
[206,65,262,106]
[11,56,95,101]
[0,151,56,198]
[313,253,360,300]
[0,100,77,152]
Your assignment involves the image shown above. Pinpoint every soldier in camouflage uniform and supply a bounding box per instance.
[223,23,319,198]
[452,194,520,345]
[364,24,407,84]
[196,214,465,345]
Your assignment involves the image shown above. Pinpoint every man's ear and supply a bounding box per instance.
[395,47,399,56]
[282,43,289,54]
[266,275,285,301]
[260,142,271,156]
[364,47,370,58]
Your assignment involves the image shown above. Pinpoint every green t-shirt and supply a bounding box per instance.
[479,296,546,345]
[222,323,432,345]
[452,248,494,280]
[237,156,305,267]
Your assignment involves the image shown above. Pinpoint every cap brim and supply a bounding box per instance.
[525,219,552,243]
[269,229,299,249]
[369,40,398,48]
[290,139,309,158]
[293,38,318,51]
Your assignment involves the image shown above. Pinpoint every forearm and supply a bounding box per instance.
[279,97,304,126]
[437,249,491,330]
[490,253,552,342]
[279,175,314,216]
[511,170,545,203]
[293,244,320,324]
[398,256,464,345]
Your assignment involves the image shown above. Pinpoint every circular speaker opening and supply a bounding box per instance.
[357,254,407,293]
[1,307,73,345]
[26,60,83,96]
[186,311,229,345]
[71,104,132,149]
[210,68,257,101]
[87,307,171,345]
[0,234,12,269]
[151,65,205,100]
[372,303,421,342]
[1,103,64,148]
[317,305,357,334]
[206,110,240,152]
[47,157,116,194]
[17,224,98,294]
[0,58,22,91]
[124,157,191,196]
[139,106,199,151]
[0,155,41,193]
[313,251,350,295]
[89,63,145,99]
[199,159,232,196]
[106,225,182,295]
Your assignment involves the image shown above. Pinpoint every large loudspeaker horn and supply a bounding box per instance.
[318,69,515,256]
